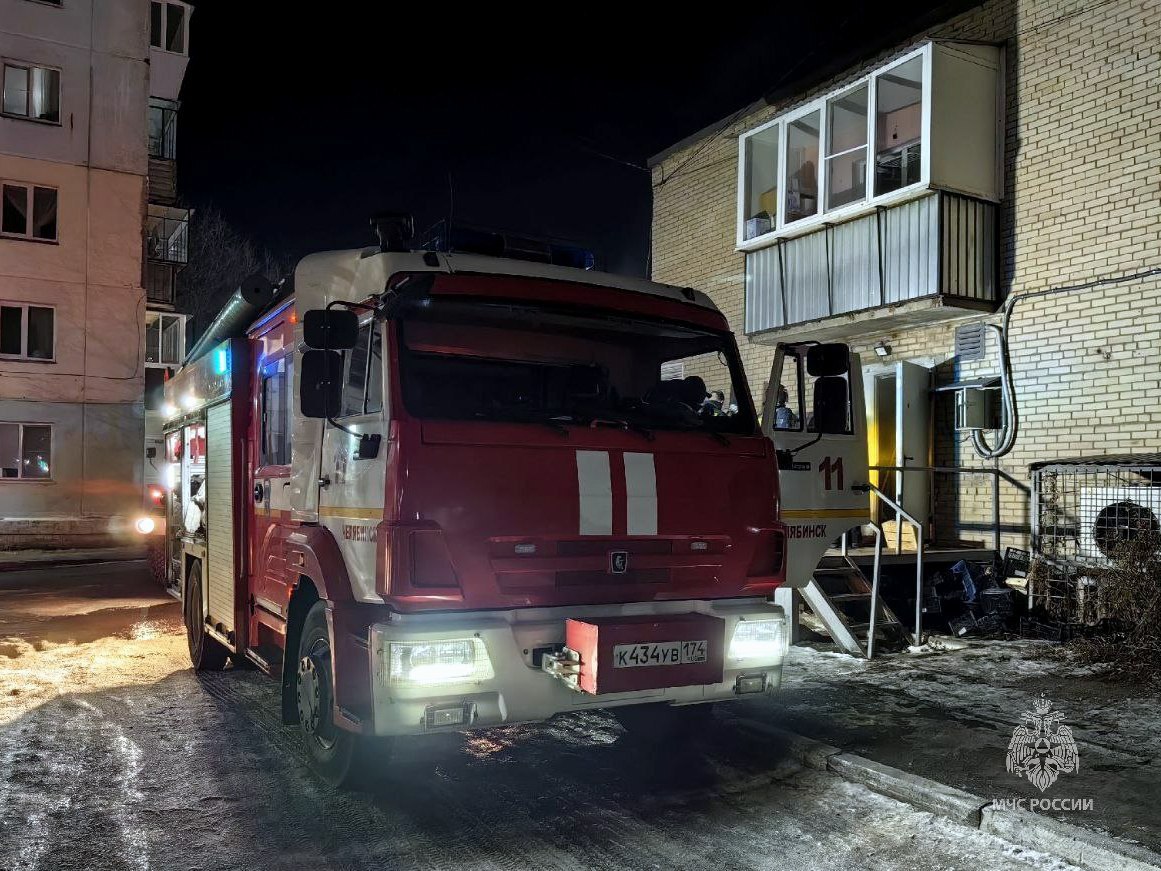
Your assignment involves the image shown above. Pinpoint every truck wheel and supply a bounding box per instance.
[296,601,393,788]
[613,702,716,744]
[185,560,230,671]
[146,538,166,588]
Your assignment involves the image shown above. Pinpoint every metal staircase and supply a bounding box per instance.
[798,482,925,658]
[800,555,909,656]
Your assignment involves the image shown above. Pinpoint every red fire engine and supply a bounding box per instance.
[159,226,867,786]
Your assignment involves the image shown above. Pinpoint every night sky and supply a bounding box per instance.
[178,2,977,277]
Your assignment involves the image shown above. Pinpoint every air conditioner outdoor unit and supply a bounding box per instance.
[1077,486,1161,562]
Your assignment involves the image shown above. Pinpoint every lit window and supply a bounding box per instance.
[874,56,924,196]
[737,44,951,243]
[784,111,820,224]
[150,2,188,54]
[2,62,60,123]
[0,423,52,480]
[741,125,779,241]
[0,303,54,360]
[826,85,868,210]
[1,183,58,241]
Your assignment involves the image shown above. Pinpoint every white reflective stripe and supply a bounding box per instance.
[575,450,612,535]
[624,452,657,535]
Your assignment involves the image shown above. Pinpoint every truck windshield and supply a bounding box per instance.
[397,297,757,435]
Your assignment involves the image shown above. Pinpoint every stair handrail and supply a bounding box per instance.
[865,520,885,659]
[853,481,924,646]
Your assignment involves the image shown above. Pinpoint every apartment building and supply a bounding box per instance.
[0,0,191,548]
[650,0,1161,550]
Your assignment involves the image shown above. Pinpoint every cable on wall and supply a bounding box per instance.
[970,265,1161,460]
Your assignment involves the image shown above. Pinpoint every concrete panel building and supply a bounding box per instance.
[649,0,1161,553]
[0,0,191,548]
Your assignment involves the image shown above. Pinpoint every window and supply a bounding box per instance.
[338,323,384,417]
[397,294,758,435]
[150,2,188,54]
[826,85,868,210]
[771,358,803,431]
[784,111,820,223]
[145,312,184,365]
[737,45,938,243]
[776,350,852,434]
[2,62,60,123]
[0,303,54,360]
[260,357,291,466]
[2,183,58,241]
[147,100,178,159]
[874,55,924,196]
[741,125,779,241]
[0,423,52,479]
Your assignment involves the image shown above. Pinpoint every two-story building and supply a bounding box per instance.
[650,0,1161,552]
[0,0,191,549]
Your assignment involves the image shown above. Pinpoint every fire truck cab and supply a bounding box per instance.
[161,242,865,785]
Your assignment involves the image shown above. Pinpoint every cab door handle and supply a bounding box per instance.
[253,483,264,503]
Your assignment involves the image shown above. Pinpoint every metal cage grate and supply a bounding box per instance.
[1031,460,1161,623]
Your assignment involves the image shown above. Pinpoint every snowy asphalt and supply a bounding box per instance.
[0,561,1083,871]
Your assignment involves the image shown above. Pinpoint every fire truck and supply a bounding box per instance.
[158,222,868,786]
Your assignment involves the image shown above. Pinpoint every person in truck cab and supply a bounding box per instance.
[774,385,798,430]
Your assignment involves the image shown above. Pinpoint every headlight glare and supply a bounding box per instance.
[387,638,494,687]
[727,618,786,663]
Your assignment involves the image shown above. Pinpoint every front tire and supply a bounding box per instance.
[185,560,229,671]
[295,601,392,788]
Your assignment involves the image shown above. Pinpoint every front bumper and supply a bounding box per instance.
[367,598,786,737]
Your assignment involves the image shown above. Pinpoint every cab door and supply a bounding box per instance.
[763,342,870,586]
[316,318,387,603]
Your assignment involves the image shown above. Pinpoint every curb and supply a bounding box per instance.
[736,721,1161,871]
[0,549,147,572]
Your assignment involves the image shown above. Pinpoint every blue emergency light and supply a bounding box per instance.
[214,347,230,375]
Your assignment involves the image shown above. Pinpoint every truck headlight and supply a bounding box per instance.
[387,638,494,687]
[727,618,786,664]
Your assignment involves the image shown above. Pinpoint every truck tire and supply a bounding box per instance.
[295,601,393,788]
[612,702,716,744]
[146,538,166,588]
[185,560,230,671]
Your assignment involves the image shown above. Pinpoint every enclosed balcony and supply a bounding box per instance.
[736,40,1002,340]
[744,190,996,341]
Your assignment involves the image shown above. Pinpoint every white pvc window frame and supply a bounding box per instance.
[0,421,54,482]
[145,310,186,366]
[1,59,62,125]
[0,301,55,362]
[0,181,59,242]
[737,43,932,249]
[149,1,189,56]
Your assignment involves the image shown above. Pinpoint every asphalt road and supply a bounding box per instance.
[0,561,1081,871]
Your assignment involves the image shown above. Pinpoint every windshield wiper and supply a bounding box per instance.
[587,417,655,442]
[474,409,572,438]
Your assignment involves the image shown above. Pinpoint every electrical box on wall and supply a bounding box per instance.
[955,386,997,431]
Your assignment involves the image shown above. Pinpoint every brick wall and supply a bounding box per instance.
[650,0,1161,547]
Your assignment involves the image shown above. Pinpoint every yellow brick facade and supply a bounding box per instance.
[650,0,1161,548]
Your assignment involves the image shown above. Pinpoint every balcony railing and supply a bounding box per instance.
[744,191,996,340]
[145,205,189,265]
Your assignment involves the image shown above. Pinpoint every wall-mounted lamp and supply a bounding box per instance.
[874,342,891,358]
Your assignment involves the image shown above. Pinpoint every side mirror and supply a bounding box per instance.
[300,349,343,419]
[806,343,850,377]
[303,309,359,350]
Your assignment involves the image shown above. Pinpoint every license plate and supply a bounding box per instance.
[612,640,708,668]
